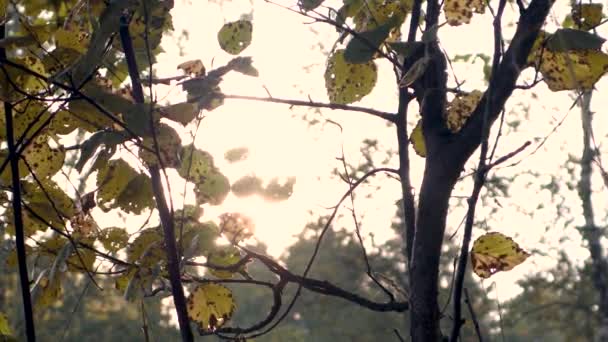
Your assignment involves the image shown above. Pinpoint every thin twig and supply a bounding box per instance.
[223,94,396,122]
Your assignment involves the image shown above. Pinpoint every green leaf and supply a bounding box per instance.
[178,144,215,183]
[194,171,230,206]
[96,159,138,211]
[207,246,244,279]
[224,147,249,163]
[546,28,606,52]
[262,177,296,201]
[231,175,263,197]
[325,49,378,104]
[217,20,252,55]
[344,17,399,63]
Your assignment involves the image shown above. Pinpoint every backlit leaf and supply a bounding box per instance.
[231,175,263,197]
[325,49,378,104]
[446,90,483,132]
[539,49,608,91]
[98,227,129,253]
[207,246,243,279]
[217,20,252,55]
[219,212,254,244]
[572,3,603,31]
[96,159,138,211]
[410,119,426,157]
[471,232,530,278]
[224,147,249,163]
[139,123,182,167]
[178,144,215,183]
[298,0,324,11]
[159,102,200,125]
[194,171,230,206]
[445,0,485,26]
[262,177,296,201]
[187,283,236,331]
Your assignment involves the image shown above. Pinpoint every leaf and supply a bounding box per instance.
[98,227,129,253]
[410,119,426,157]
[224,147,249,163]
[178,144,215,183]
[207,246,243,279]
[399,56,429,87]
[114,174,155,214]
[227,56,259,77]
[194,171,230,206]
[471,232,530,279]
[159,102,200,125]
[572,3,603,31]
[325,49,378,104]
[231,175,263,197]
[446,90,483,132]
[344,17,399,63]
[177,59,206,76]
[388,41,424,59]
[187,283,236,331]
[97,159,137,211]
[445,0,486,26]
[262,177,296,201]
[31,271,62,309]
[127,229,166,267]
[22,136,65,179]
[353,0,410,31]
[0,312,12,336]
[546,29,605,52]
[219,212,255,244]
[298,0,324,11]
[75,131,127,172]
[139,123,182,167]
[539,49,608,91]
[181,221,220,257]
[217,20,252,55]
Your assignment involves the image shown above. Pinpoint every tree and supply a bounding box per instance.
[1,0,607,341]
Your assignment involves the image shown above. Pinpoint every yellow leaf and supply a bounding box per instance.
[539,49,608,91]
[207,247,244,279]
[410,119,426,157]
[0,311,11,336]
[445,0,486,26]
[572,3,603,31]
[98,227,129,253]
[446,90,483,132]
[217,20,252,55]
[325,49,378,104]
[187,284,235,331]
[471,232,530,279]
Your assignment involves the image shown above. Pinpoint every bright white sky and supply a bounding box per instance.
[138,0,608,301]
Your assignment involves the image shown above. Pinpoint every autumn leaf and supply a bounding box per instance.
[187,284,236,331]
[471,232,530,278]
[410,119,426,157]
[325,49,378,104]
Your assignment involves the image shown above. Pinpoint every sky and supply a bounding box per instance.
[140,0,608,301]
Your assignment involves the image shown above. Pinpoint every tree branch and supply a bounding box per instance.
[223,94,396,122]
[1,21,37,342]
[118,14,193,342]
